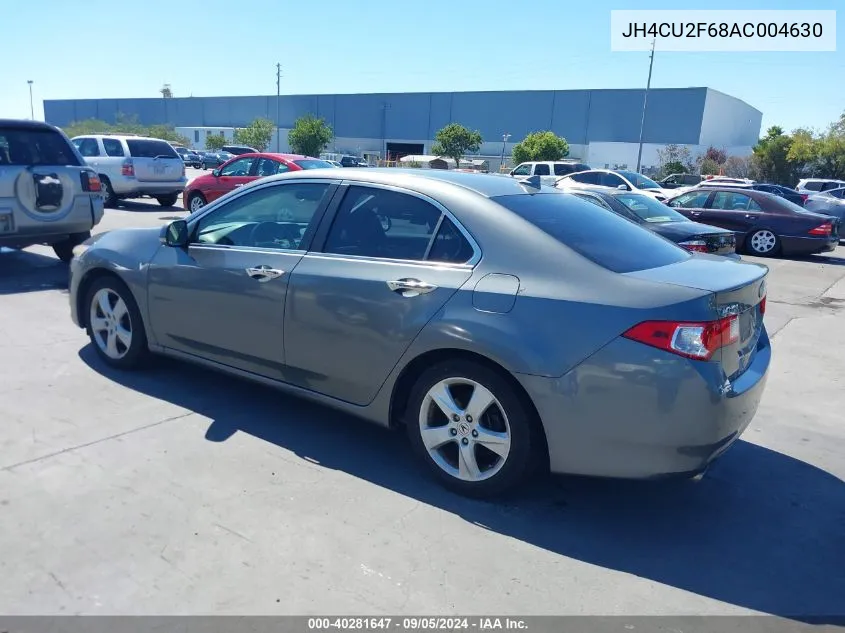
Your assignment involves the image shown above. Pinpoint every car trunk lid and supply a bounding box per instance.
[126,139,184,182]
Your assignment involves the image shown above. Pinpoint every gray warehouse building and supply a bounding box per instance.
[44,87,762,171]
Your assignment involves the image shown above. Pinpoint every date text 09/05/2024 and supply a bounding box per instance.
[308,617,528,630]
[621,22,823,38]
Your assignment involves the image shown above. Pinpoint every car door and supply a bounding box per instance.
[667,190,714,221]
[701,191,764,236]
[282,183,478,405]
[146,179,338,378]
[207,156,258,202]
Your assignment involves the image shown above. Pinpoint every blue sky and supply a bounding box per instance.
[2,0,842,135]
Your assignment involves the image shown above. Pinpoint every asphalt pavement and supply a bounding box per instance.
[0,177,843,619]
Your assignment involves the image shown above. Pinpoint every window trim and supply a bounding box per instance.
[310,181,481,268]
[185,178,341,255]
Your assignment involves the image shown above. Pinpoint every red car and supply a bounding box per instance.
[183,153,333,213]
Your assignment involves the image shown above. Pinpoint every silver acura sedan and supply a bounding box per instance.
[69,169,771,497]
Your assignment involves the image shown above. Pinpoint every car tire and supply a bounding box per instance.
[100,175,118,208]
[746,229,780,257]
[201,162,208,170]
[187,192,207,213]
[156,194,180,208]
[405,359,543,498]
[52,231,90,263]
[84,276,149,370]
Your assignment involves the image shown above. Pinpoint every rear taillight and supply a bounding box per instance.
[678,239,708,253]
[760,296,767,315]
[80,171,101,192]
[121,159,135,177]
[808,223,832,236]
[800,194,808,205]
[623,316,740,361]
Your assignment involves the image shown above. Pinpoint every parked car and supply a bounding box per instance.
[200,150,234,169]
[221,144,259,156]
[556,169,671,202]
[324,160,343,168]
[569,188,738,257]
[338,155,370,168]
[509,161,591,185]
[0,119,104,262]
[175,147,202,169]
[695,181,808,206]
[658,173,703,189]
[71,134,187,208]
[69,169,771,498]
[804,187,845,222]
[182,153,335,213]
[795,178,845,195]
[666,187,839,257]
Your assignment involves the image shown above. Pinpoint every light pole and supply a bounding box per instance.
[500,133,511,171]
[635,38,656,174]
[275,63,282,152]
[27,80,34,120]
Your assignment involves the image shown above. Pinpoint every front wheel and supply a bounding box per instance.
[187,192,207,213]
[85,276,149,369]
[100,175,118,208]
[406,359,543,498]
[156,194,179,207]
[746,229,780,257]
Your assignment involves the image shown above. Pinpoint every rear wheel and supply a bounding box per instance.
[156,194,179,207]
[746,229,780,257]
[406,359,542,498]
[85,276,149,369]
[188,192,207,213]
[100,175,118,208]
[52,231,90,263]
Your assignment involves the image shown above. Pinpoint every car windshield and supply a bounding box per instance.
[613,193,688,223]
[293,159,334,169]
[492,192,688,273]
[0,127,81,166]
[616,170,661,190]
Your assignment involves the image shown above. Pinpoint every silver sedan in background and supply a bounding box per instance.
[68,169,771,498]
[804,187,845,222]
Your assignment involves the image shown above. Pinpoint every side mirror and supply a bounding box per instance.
[212,169,221,177]
[160,220,189,247]
[617,184,629,190]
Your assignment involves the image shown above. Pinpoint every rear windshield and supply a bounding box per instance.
[127,139,180,159]
[614,193,689,223]
[293,159,334,170]
[0,127,81,166]
[492,192,689,273]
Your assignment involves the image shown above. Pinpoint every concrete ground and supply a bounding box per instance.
[1,177,843,618]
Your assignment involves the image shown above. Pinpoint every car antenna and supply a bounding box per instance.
[517,174,542,189]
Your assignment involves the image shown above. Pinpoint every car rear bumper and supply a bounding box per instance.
[780,235,838,256]
[0,195,103,248]
[516,328,771,479]
[110,175,187,196]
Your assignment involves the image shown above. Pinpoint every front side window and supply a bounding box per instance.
[511,164,531,176]
[193,183,330,250]
[221,157,255,176]
[711,192,762,211]
[323,186,466,262]
[669,191,711,209]
[75,138,101,157]
[102,138,125,157]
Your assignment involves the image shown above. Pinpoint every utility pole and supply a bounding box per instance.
[635,38,656,174]
[27,80,34,119]
[500,133,511,172]
[276,63,282,152]
[381,102,392,162]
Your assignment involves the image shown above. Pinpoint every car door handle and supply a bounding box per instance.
[246,265,285,282]
[234,183,245,188]
[745,214,757,219]
[386,278,438,296]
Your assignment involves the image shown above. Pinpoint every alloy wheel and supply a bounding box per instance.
[418,378,512,482]
[189,195,206,213]
[750,230,777,254]
[89,288,133,360]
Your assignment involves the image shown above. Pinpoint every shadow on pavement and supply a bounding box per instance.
[79,346,845,622]
[116,199,182,213]
[0,248,67,295]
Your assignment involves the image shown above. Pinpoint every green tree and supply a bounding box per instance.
[288,115,334,157]
[699,158,721,176]
[62,116,187,146]
[511,130,569,164]
[431,123,483,167]
[205,133,227,151]
[752,126,795,184]
[64,118,112,138]
[234,117,275,151]
[656,143,694,177]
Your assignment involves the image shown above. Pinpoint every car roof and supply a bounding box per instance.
[235,152,317,161]
[0,118,61,132]
[269,167,559,198]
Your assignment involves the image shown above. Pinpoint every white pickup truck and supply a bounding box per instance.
[508,161,591,186]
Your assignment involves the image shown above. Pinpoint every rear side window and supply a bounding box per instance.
[0,127,81,166]
[126,139,179,159]
[570,172,599,185]
[102,138,125,157]
[293,159,334,169]
[492,193,688,273]
[803,181,822,191]
[534,164,550,175]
